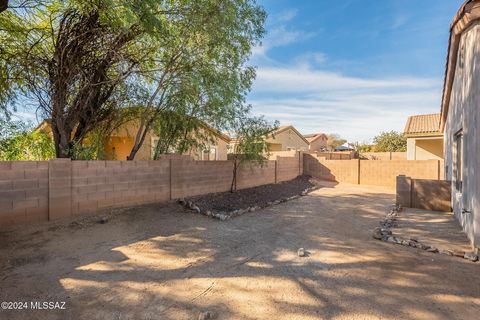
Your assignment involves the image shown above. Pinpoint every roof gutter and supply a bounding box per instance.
[440,0,480,131]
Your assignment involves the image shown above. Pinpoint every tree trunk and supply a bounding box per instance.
[0,0,7,13]
[230,159,238,193]
[127,119,151,160]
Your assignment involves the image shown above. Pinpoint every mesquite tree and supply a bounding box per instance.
[228,107,278,192]
[1,0,266,159]
[126,0,265,160]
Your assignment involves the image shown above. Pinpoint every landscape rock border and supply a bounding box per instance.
[373,204,479,263]
[178,185,320,221]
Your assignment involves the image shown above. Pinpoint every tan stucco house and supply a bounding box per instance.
[36,119,230,161]
[304,133,328,152]
[265,125,309,152]
[404,113,444,160]
[440,0,480,251]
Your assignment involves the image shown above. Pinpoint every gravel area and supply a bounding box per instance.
[187,175,317,213]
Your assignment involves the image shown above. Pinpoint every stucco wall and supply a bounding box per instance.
[444,23,480,249]
[309,136,328,152]
[266,129,309,151]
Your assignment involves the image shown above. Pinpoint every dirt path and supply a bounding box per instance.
[0,182,479,320]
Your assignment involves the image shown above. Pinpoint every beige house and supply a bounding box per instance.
[404,114,444,160]
[304,133,328,152]
[441,0,480,251]
[36,119,230,161]
[266,125,309,152]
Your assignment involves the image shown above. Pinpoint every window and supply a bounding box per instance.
[455,131,463,192]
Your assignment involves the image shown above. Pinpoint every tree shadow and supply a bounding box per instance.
[1,184,479,320]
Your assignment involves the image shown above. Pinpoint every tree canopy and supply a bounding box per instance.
[372,131,407,152]
[1,0,266,159]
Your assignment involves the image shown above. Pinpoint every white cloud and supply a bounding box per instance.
[248,64,441,142]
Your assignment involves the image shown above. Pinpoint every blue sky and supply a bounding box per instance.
[248,0,464,142]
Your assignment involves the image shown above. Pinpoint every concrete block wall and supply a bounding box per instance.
[304,154,443,188]
[236,161,276,190]
[362,152,407,160]
[303,154,359,184]
[396,176,452,212]
[0,153,303,227]
[71,160,171,216]
[171,160,234,198]
[360,160,442,188]
[276,155,302,183]
[0,161,49,225]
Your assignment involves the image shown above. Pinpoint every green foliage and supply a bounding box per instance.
[1,0,267,159]
[0,119,55,160]
[228,105,278,192]
[372,131,407,152]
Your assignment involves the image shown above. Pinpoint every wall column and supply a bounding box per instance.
[48,158,72,220]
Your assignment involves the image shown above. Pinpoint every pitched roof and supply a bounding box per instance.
[272,125,310,145]
[303,133,327,143]
[404,114,442,136]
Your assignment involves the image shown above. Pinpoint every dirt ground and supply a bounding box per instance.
[0,182,479,320]
[188,175,316,213]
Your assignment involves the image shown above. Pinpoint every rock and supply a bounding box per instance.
[99,216,108,224]
[426,246,438,253]
[453,250,465,258]
[372,227,383,240]
[187,201,194,209]
[248,207,255,212]
[178,198,186,206]
[380,228,392,236]
[386,236,396,243]
[198,311,215,320]
[219,214,229,221]
[192,206,201,214]
[440,250,453,256]
[297,248,306,257]
[205,210,212,216]
[464,252,479,262]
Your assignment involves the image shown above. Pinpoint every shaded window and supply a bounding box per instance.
[455,131,463,192]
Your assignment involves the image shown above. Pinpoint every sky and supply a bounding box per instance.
[248,0,464,143]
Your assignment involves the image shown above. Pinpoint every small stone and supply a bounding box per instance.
[198,311,215,320]
[386,236,396,243]
[453,250,465,258]
[205,210,212,216]
[178,198,186,206]
[372,227,383,240]
[297,248,306,257]
[440,250,453,256]
[380,228,392,236]
[464,252,479,262]
[426,246,438,253]
[192,206,201,214]
[248,207,255,212]
[187,201,194,209]
[99,216,108,224]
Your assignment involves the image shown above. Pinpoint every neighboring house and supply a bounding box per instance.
[304,133,328,152]
[265,125,309,152]
[36,119,230,161]
[440,0,480,251]
[403,113,444,160]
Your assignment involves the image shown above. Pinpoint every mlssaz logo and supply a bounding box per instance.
[30,301,66,310]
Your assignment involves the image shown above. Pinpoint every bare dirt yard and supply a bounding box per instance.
[1,182,479,320]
